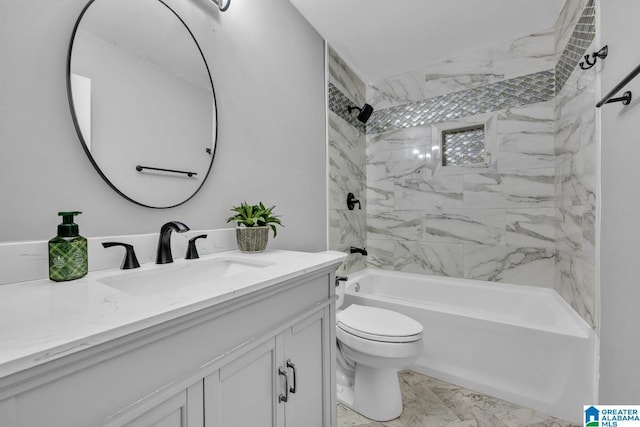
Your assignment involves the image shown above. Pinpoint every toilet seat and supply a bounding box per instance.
[337,304,423,343]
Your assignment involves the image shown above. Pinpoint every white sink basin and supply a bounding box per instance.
[98,258,272,296]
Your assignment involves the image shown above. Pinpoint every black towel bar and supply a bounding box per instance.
[136,165,197,177]
[596,63,640,107]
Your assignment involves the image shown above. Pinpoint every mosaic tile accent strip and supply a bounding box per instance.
[555,0,595,93]
[367,70,554,135]
[328,82,366,133]
[442,125,485,166]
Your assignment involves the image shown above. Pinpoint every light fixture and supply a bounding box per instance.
[211,0,230,12]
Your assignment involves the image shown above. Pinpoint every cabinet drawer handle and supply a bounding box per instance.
[278,367,289,403]
[286,359,297,394]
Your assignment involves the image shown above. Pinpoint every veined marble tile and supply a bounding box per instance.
[448,420,478,427]
[366,179,395,212]
[554,158,573,207]
[336,253,367,277]
[329,112,366,181]
[581,203,596,262]
[555,71,596,161]
[463,170,555,209]
[329,209,366,252]
[495,407,573,427]
[395,176,464,210]
[367,210,423,242]
[329,174,366,214]
[555,0,595,92]
[555,206,584,255]
[368,42,506,110]
[555,0,590,64]
[421,45,506,100]
[424,208,506,245]
[366,238,394,270]
[504,29,555,79]
[555,255,595,327]
[328,46,365,106]
[439,388,520,421]
[455,408,508,427]
[555,155,595,207]
[495,101,555,172]
[367,146,427,183]
[494,151,555,174]
[464,245,554,287]
[398,379,460,426]
[337,403,372,427]
[338,371,576,427]
[395,241,464,277]
[366,125,431,153]
[367,68,430,110]
[497,101,554,153]
[505,208,555,248]
[498,101,554,147]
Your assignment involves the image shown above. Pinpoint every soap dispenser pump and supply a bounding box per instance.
[48,211,88,282]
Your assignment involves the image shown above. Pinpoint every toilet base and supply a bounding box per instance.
[336,364,403,422]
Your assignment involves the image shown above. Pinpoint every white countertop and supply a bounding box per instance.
[0,249,345,380]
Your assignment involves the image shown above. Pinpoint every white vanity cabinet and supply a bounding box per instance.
[0,255,340,427]
[121,382,203,427]
[204,307,331,427]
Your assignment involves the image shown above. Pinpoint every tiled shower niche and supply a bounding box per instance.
[441,125,486,167]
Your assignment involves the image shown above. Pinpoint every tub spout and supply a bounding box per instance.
[350,247,368,256]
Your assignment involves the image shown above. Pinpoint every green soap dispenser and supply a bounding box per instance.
[49,211,88,282]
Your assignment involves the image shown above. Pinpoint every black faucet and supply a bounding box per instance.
[350,246,367,256]
[156,221,190,264]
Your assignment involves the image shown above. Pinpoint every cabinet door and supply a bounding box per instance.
[204,338,284,427]
[283,309,330,427]
[123,382,203,427]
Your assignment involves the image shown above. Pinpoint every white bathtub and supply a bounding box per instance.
[342,269,597,423]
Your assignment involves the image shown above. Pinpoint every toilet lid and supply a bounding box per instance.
[337,304,423,343]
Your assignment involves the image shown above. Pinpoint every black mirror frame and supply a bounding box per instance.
[66,0,218,209]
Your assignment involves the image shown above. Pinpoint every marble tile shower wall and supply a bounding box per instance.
[327,47,368,275]
[326,2,597,327]
[554,0,597,328]
[365,30,558,287]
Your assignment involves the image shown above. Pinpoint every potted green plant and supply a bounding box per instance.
[226,202,283,253]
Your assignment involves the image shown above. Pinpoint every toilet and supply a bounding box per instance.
[335,278,423,422]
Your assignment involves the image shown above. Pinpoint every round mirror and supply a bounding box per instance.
[67,0,217,208]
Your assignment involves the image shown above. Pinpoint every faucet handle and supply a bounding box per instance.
[102,242,141,269]
[185,234,208,260]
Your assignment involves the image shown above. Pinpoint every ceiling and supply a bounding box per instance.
[288,0,566,84]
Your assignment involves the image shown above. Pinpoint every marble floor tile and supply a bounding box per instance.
[337,371,578,427]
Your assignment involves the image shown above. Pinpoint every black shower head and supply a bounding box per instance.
[348,103,374,124]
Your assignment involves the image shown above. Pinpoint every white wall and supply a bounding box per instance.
[599,0,640,402]
[0,0,327,252]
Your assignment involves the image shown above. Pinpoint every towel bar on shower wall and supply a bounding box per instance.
[597,63,640,107]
